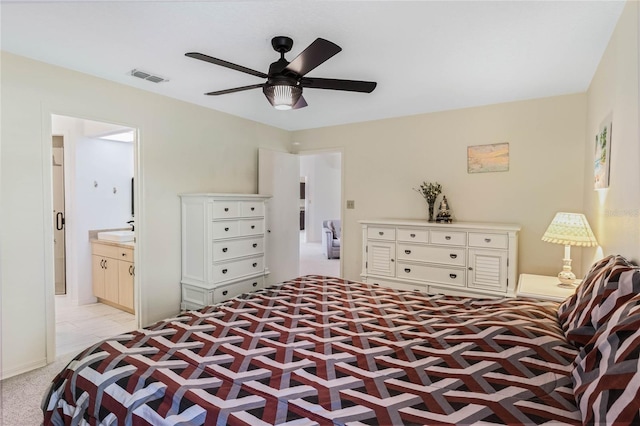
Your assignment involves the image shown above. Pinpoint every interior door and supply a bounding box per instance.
[258,149,300,285]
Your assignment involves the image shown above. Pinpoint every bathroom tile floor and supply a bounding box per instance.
[55,296,137,358]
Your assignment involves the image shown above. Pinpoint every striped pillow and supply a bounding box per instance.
[558,255,635,347]
[572,289,640,424]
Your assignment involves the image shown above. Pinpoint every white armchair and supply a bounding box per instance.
[322,220,341,259]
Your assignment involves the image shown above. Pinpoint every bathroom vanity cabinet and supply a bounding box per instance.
[91,240,135,313]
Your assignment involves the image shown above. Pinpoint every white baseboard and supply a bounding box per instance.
[1,357,47,380]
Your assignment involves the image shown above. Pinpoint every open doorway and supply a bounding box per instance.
[51,114,138,358]
[299,152,341,277]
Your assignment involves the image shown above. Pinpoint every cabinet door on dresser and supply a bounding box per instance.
[366,241,396,277]
[468,248,508,292]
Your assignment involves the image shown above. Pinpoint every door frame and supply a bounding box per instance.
[297,147,344,278]
[42,109,143,364]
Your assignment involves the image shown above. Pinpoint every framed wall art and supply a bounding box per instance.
[467,142,509,173]
[594,117,612,189]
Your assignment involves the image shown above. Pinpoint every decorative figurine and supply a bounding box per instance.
[436,195,453,223]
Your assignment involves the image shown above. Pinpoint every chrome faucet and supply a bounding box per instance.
[127,220,135,231]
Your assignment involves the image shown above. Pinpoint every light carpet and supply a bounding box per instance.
[1,352,75,426]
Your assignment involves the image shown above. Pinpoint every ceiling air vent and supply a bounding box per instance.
[130,69,169,83]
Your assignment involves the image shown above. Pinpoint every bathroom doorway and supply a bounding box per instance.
[51,114,138,358]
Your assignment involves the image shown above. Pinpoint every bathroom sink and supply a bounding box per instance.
[97,230,135,242]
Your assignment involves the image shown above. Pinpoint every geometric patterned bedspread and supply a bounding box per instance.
[42,276,581,425]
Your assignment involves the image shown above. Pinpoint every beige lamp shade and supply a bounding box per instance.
[541,212,598,247]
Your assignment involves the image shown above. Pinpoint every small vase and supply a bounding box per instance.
[427,202,435,222]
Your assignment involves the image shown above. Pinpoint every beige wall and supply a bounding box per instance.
[583,0,640,265]
[292,94,588,282]
[0,52,290,378]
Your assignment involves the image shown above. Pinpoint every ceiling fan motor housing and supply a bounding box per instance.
[271,36,293,54]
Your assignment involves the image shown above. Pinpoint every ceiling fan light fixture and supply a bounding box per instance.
[263,84,302,110]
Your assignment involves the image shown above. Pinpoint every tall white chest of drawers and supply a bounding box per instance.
[360,220,521,298]
[180,194,271,310]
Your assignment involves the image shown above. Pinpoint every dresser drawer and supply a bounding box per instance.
[468,232,508,249]
[214,276,264,303]
[240,201,264,217]
[397,262,466,287]
[213,237,264,262]
[239,219,264,236]
[212,201,240,218]
[212,220,240,239]
[396,228,428,243]
[367,226,396,241]
[212,256,264,282]
[430,230,466,246]
[397,244,465,266]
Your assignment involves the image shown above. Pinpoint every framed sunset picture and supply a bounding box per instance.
[467,142,509,173]
[594,119,612,189]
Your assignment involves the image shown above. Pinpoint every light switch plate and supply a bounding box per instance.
[347,200,355,209]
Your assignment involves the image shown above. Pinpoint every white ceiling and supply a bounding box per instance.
[1,1,626,131]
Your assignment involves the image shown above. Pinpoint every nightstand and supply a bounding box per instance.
[517,274,578,302]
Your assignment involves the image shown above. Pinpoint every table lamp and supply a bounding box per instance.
[541,212,598,288]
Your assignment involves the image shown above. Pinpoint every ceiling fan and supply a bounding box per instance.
[186,36,377,110]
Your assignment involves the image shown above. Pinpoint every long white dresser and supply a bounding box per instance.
[360,219,521,298]
[180,193,271,310]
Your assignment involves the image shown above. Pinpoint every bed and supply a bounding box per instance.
[43,254,640,425]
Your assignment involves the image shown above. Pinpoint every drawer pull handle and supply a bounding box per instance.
[445,236,451,240]
[373,283,380,286]
[222,248,228,253]
[252,282,258,287]
[379,231,384,236]
[252,243,258,248]
[224,227,229,232]
[405,250,411,255]
[251,225,256,229]
[122,253,126,257]
[222,269,228,274]
[450,274,457,279]
[251,207,255,211]
[450,254,457,259]
[410,233,416,238]
[404,268,411,273]
[224,207,229,212]
[485,238,492,243]
[253,262,258,267]
[223,290,228,296]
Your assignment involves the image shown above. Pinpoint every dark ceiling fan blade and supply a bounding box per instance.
[284,38,342,77]
[186,52,267,79]
[292,95,308,110]
[300,77,377,93]
[205,84,265,96]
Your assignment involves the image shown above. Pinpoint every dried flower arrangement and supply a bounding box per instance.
[414,181,442,205]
